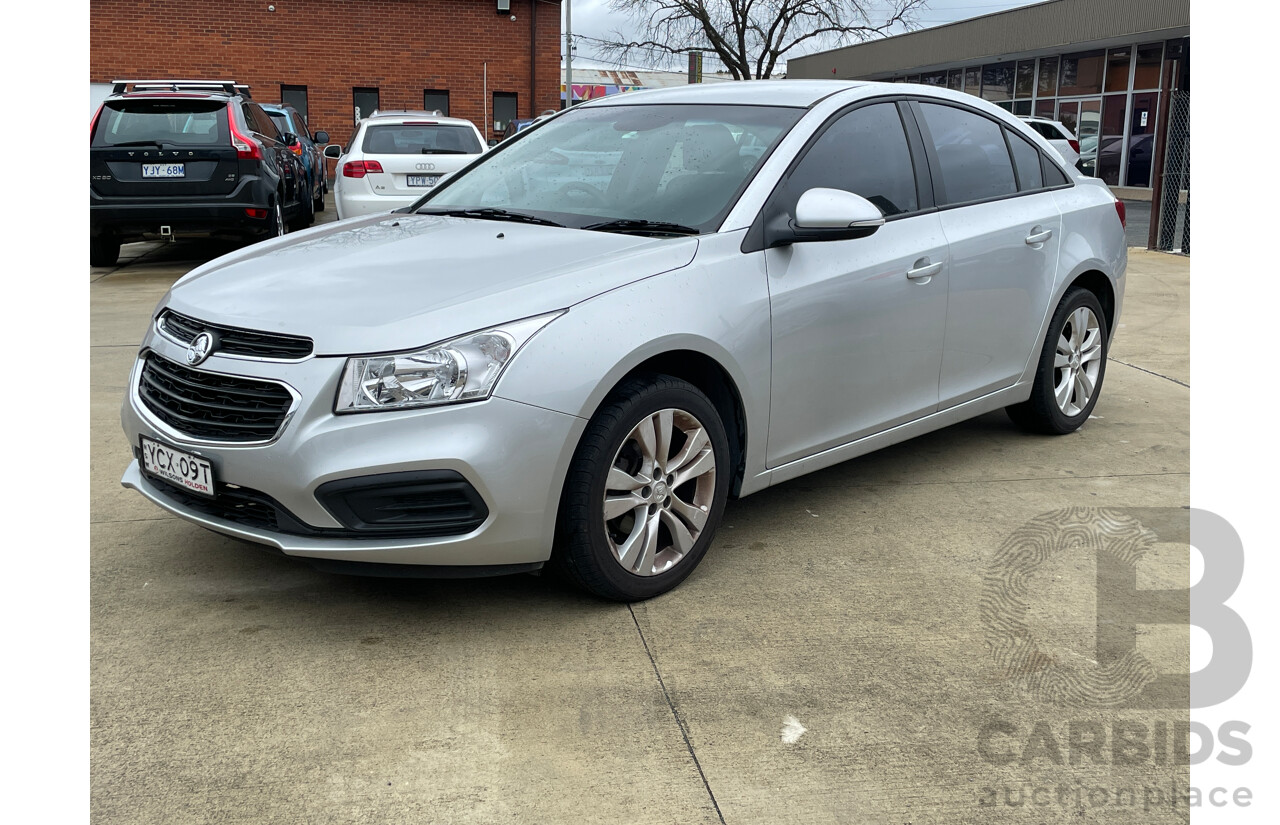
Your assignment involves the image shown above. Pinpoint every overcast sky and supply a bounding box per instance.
[561,0,1045,74]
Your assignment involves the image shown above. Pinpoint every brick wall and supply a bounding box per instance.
[91,0,562,152]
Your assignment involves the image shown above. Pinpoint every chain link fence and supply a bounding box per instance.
[1153,91,1189,255]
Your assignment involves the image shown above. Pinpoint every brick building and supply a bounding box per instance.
[90,0,563,146]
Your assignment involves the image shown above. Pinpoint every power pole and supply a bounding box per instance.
[564,0,573,108]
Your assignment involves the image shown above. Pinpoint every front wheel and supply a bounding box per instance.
[553,375,731,601]
[1007,287,1109,434]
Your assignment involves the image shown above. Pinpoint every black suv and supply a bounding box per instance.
[90,81,313,266]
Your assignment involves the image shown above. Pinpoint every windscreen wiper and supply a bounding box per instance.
[421,149,469,154]
[417,207,565,227]
[581,219,700,236]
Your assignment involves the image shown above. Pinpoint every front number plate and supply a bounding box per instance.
[406,175,439,187]
[142,163,185,178]
[141,436,216,498]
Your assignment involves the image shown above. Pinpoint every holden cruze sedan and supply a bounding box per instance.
[121,81,1126,601]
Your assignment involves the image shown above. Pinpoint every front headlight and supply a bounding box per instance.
[335,311,563,413]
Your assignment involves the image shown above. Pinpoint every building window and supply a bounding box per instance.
[1015,60,1035,98]
[1104,47,1132,93]
[281,85,308,122]
[981,62,1015,102]
[424,90,450,116]
[947,69,963,91]
[963,66,981,96]
[353,87,379,123]
[1059,50,1105,97]
[920,70,946,86]
[1037,57,1059,97]
[1133,42,1164,90]
[492,92,518,134]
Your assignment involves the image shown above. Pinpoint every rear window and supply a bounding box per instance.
[361,124,481,155]
[93,100,228,147]
[1028,121,1067,141]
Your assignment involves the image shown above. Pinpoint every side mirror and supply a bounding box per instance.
[313,130,329,144]
[281,132,299,147]
[487,138,500,147]
[765,188,885,248]
[323,144,343,159]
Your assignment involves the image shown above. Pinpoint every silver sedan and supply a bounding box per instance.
[121,80,1126,600]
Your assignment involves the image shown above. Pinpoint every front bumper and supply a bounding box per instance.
[120,330,585,567]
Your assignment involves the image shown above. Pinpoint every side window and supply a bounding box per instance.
[917,102,1017,205]
[1006,129,1044,191]
[246,104,280,140]
[783,103,919,217]
[1041,155,1070,187]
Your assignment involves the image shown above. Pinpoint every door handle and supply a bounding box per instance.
[906,259,943,280]
[1025,227,1053,245]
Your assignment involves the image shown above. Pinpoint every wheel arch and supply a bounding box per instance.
[601,350,749,498]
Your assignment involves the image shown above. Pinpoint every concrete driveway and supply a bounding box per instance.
[91,211,1190,824]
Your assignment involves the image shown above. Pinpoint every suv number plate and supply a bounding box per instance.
[142,163,185,178]
[406,175,439,187]
[141,436,215,497]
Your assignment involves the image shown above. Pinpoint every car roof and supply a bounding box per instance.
[360,112,479,128]
[578,80,871,108]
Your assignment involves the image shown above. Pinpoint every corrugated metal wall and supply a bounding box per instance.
[788,0,1190,79]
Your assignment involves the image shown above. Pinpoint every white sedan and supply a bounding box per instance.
[324,111,487,219]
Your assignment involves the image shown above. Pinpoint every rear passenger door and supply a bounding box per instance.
[911,101,1065,407]
[764,101,950,467]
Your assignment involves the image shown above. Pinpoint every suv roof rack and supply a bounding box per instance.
[111,80,251,98]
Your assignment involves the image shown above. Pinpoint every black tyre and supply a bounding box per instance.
[291,186,315,230]
[314,175,327,211]
[553,374,731,601]
[1007,287,1109,434]
[90,235,120,267]
[263,199,286,239]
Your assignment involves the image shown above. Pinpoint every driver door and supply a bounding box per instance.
[763,101,950,468]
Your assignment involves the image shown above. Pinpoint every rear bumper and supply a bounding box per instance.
[90,177,275,240]
[334,189,425,219]
[91,202,276,239]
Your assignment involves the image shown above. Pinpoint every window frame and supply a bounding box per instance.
[741,95,934,253]
[905,98,1074,211]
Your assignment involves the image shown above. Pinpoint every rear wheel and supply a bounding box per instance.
[90,235,120,267]
[553,375,730,601]
[263,199,286,239]
[1007,287,1109,434]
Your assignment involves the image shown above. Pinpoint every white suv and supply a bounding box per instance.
[1019,116,1080,169]
[324,111,486,218]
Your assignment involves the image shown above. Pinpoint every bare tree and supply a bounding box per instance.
[591,0,927,80]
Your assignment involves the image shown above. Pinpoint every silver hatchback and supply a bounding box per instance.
[121,81,1127,600]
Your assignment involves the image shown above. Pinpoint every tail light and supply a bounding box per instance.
[290,144,303,156]
[90,104,103,139]
[1114,200,1126,229]
[228,106,263,160]
[1068,139,1080,154]
[342,160,385,178]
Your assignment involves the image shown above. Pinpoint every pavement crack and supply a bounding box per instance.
[628,604,727,825]
[1108,357,1189,388]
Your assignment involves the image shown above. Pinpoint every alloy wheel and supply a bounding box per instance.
[1053,306,1102,416]
[602,408,717,577]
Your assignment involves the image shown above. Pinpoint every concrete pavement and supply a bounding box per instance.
[91,211,1191,824]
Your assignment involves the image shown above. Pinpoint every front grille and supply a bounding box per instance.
[159,310,314,360]
[138,353,294,442]
[142,476,313,535]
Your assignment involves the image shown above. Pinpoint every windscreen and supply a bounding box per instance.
[361,124,482,155]
[415,103,804,233]
[93,100,228,146]
[266,111,292,135]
